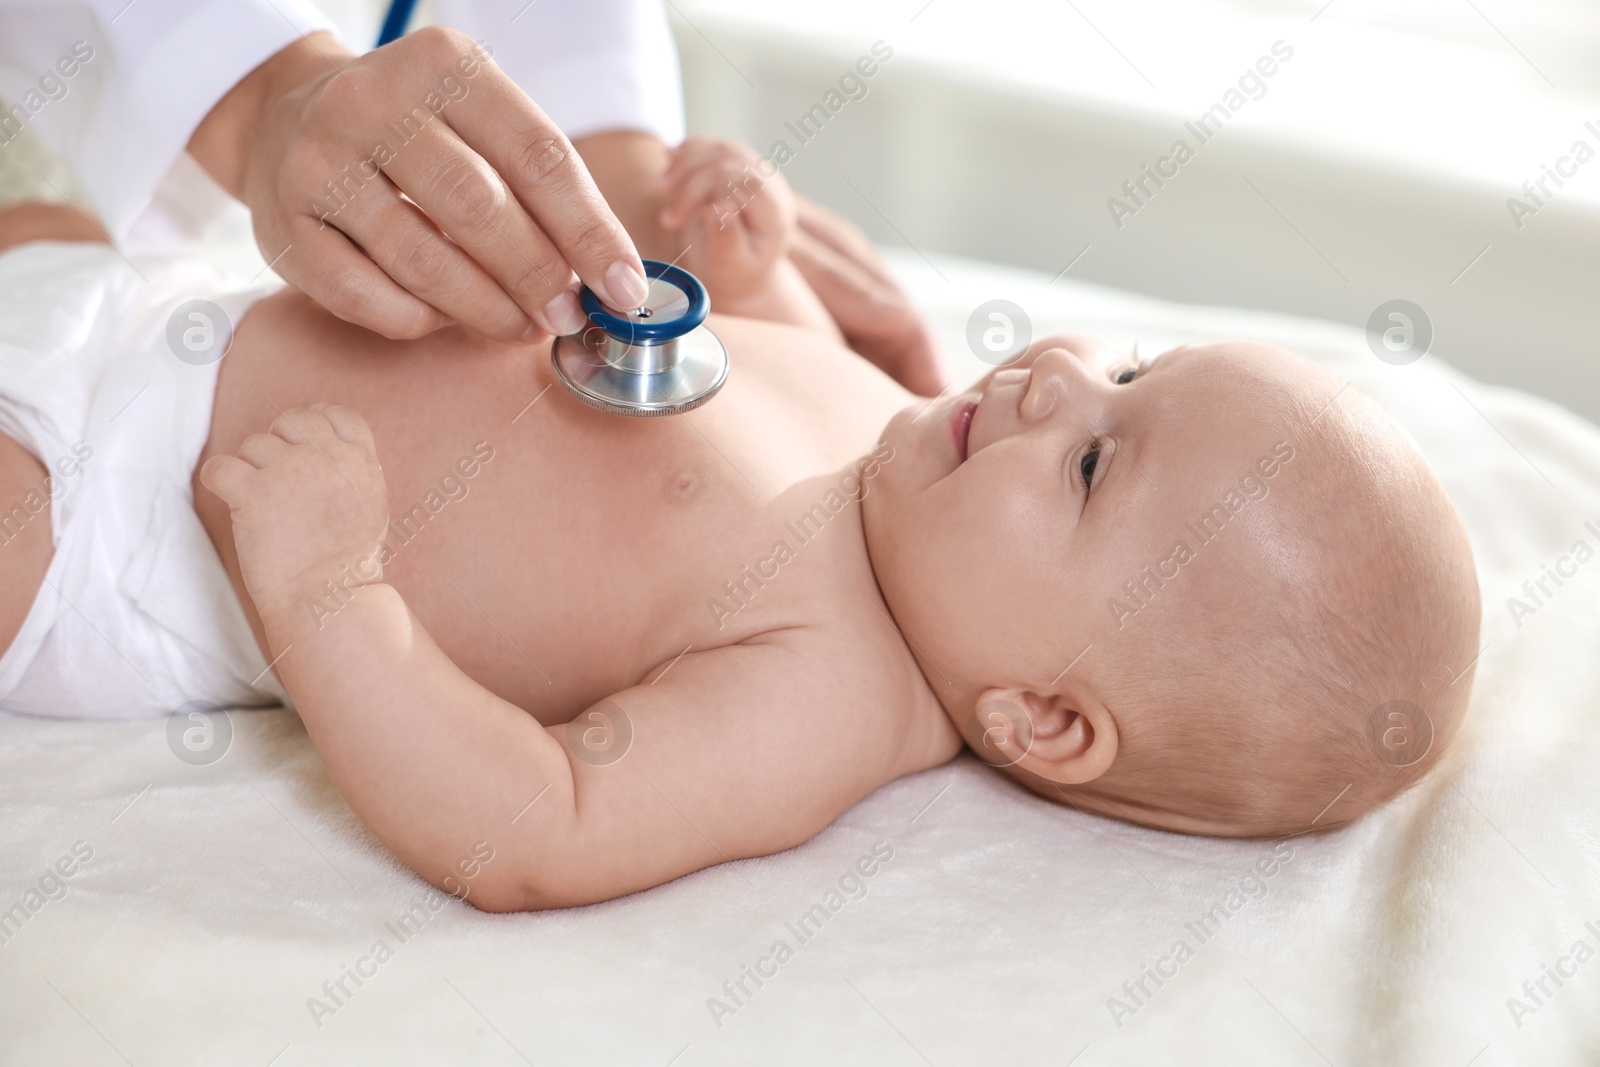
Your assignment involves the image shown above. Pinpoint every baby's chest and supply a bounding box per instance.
[379,445,876,725]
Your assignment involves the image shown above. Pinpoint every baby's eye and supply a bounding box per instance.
[1079,442,1102,490]
[1114,366,1138,385]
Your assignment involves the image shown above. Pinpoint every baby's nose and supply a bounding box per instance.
[1019,347,1085,421]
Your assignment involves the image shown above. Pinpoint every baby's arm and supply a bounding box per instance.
[577,132,839,339]
[577,132,944,395]
[200,405,887,909]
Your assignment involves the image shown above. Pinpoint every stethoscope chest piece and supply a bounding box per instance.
[551,260,728,417]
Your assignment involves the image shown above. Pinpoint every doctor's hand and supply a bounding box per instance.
[188,28,651,343]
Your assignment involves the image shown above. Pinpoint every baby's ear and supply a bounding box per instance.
[970,687,1118,785]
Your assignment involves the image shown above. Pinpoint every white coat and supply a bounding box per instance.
[0,0,683,240]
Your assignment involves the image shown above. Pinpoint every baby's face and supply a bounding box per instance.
[864,334,1479,833]
[863,335,1327,767]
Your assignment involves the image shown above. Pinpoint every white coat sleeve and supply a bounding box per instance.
[0,0,335,238]
[429,0,685,146]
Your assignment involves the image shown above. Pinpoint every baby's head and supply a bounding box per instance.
[862,335,1480,836]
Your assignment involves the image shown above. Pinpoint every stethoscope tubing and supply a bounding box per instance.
[376,0,419,46]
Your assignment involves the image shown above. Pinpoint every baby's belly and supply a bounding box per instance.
[194,290,908,723]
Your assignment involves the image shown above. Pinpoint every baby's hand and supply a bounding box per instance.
[200,403,389,628]
[656,136,796,302]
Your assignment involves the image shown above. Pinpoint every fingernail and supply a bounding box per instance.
[543,290,586,336]
[605,260,651,308]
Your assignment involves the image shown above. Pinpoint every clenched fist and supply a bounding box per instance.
[656,136,797,304]
[200,403,389,629]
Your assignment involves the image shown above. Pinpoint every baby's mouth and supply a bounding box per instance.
[951,398,978,462]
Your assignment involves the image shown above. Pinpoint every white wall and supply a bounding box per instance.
[671,2,1600,423]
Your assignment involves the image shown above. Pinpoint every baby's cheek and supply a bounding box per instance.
[962,462,1061,547]
[883,502,971,622]
[925,487,1025,596]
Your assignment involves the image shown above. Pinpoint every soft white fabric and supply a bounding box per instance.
[0,250,1597,1064]
[0,241,286,719]
[0,0,335,239]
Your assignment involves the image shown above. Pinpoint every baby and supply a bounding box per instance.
[0,135,1480,911]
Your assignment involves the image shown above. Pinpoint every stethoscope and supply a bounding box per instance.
[377,3,728,417]
[550,260,729,416]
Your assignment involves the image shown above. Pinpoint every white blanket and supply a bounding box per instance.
[2,251,1597,1066]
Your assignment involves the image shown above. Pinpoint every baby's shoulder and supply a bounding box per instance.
[678,596,959,776]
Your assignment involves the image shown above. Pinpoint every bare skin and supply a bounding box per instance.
[0,135,960,913]
[0,433,53,656]
[188,29,652,342]
[0,178,1480,901]
[197,291,937,724]
[189,28,942,390]
[187,290,959,911]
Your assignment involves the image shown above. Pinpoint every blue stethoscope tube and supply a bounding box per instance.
[377,0,419,46]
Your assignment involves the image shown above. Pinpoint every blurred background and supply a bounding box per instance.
[57,0,1600,421]
[682,0,1600,422]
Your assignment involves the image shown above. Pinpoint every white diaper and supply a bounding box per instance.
[0,240,287,719]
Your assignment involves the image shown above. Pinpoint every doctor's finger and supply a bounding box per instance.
[282,219,453,341]
[318,164,536,342]
[438,52,650,311]
[375,120,573,337]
